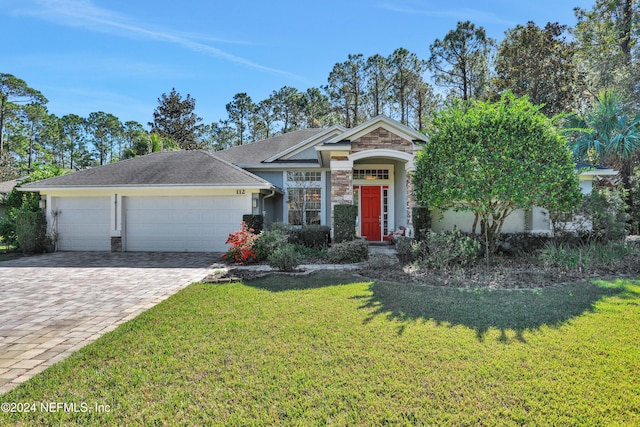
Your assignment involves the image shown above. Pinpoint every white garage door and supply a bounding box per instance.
[55,197,111,251]
[125,196,248,252]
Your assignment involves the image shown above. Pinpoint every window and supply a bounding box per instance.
[383,187,389,236]
[286,171,323,226]
[287,171,322,182]
[353,169,390,180]
[288,188,321,225]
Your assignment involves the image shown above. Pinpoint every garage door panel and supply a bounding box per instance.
[125,196,247,252]
[56,197,111,251]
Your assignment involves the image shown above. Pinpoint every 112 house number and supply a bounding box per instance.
[236,189,246,195]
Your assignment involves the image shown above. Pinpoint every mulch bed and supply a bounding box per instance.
[360,255,640,289]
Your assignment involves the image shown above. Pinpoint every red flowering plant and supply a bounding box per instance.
[222,221,259,264]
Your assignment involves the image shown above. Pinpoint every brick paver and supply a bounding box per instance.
[0,252,218,394]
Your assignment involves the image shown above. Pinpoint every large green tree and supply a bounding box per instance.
[427,21,495,101]
[149,88,204,150]
[495,22,583,117]
[0,73,47,152]
[226,92,256,145]
[203,119,237,151]
[87,112,123,165]
[326,54,367,127]
[573,0,639,103]
[414,92,582,252]
[59,114,90,170]
[365,54,392,117]
[0,149,18,181]
[270,86,306,133]
[20,103,48,172]
[388,48,427,125]
[302,87,332,128]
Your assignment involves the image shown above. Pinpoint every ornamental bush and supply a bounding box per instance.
[290,225,330,249]
[333,204,358,243]
[327,239,369,263]
[254,228,290,261]
[222,221,259,264]
[268,244,300,272]
[419,229,481,269]
[15,208,47,254]
[412,206,431,241]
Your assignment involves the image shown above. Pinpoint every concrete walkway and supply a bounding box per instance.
[0,252,219,395]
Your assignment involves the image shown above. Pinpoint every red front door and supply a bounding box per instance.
[361,186,381,241]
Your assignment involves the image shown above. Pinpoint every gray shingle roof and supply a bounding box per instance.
[0,179,20,194]
[21,150,274,188]
[215,128,326,165]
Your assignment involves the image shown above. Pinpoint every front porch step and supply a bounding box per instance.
[367,244,400,266]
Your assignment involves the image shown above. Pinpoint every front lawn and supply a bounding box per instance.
[1,273,639,425]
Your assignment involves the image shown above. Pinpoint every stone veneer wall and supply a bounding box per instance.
[406,171,416,228]
[350,127,414,154]
[330,168,353,207]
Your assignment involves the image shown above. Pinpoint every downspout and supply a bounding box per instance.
[261,189,277,227]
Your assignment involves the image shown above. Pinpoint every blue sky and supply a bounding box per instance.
[2,0,594,128]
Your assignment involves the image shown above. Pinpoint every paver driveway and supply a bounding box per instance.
[0,251,219,394]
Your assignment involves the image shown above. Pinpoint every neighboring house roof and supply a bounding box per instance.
[20,150,278,190]
[575,162,618,177]
[0,179,20,195]
[215,128,327,166]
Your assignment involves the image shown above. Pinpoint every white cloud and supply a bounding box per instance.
[2,0,304,81]
[377,2,516,27]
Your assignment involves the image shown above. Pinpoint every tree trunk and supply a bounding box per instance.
[0,95,6,152]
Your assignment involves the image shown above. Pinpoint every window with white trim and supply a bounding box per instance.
[286,171,323,225]
[353,169,390,180]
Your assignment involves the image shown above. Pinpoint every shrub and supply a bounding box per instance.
[290,225,330,249]
[0,192,41,247]
[268,244,300,272]
[419,228,481,269]
[555,187,629,242]
[291,244,327,262]
[334,204,358,243]
[496,233,553,255]
[539,240,638,270]
[412,206,431,241]
[268,222,292,234]
[254,228,290,261]
[15,209,47,254]
[242,214,264,234]
[394,237,428,264]
[223,221,259,264]
[587,188,629,241]
[327,239,369,263]
[0,214,17,248]
[630,167,640,235]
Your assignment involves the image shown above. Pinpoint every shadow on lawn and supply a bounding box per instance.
[245,271,366,292]
[358,280,632,342]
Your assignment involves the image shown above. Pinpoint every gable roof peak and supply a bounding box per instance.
[324,115,428,145]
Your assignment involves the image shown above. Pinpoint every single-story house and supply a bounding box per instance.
[20,115,617,252]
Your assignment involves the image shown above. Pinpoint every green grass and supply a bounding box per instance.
[2,273,639,425]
